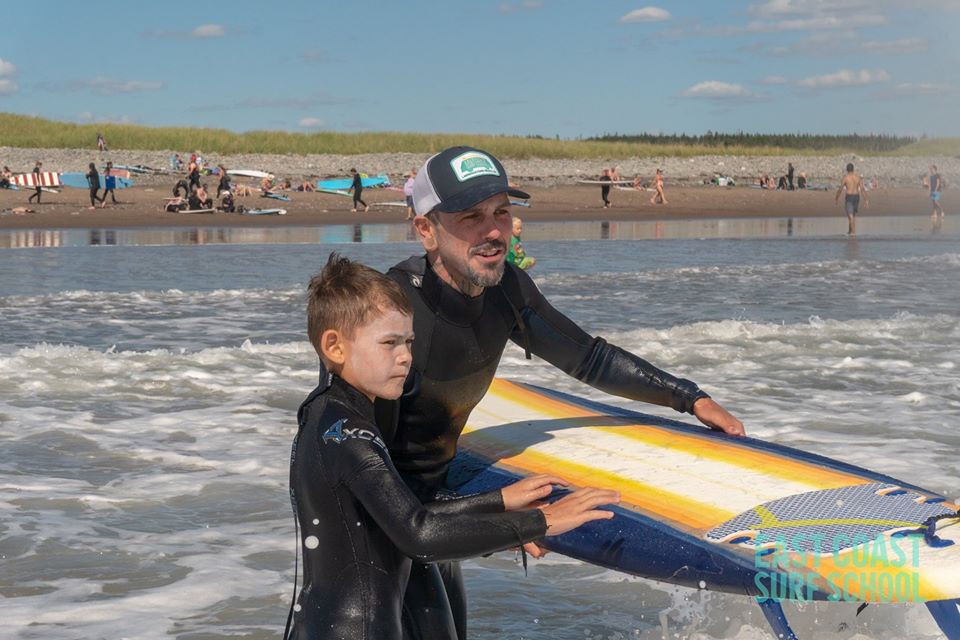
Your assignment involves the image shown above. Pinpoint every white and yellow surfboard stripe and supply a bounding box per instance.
[462,379,960,601]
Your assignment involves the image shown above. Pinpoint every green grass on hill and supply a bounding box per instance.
[0,113,956,159]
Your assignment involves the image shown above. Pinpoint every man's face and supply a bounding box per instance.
[427,193,513,292]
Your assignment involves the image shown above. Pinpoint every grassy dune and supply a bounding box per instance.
[0,113,955,159]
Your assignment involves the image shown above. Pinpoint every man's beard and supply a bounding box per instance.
[465,241,507,288]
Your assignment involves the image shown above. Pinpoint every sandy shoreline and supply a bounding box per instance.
[0,182,941,230]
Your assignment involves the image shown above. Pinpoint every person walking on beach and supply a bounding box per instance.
[404,169,417,220]
[86,162,100,210]
[928,165,945,231]
[600,168,612,208]
[349,168,368,213]
[650,168,667,204]
[27,161,43,204]
[835,162,869,236]
[96,133,107,153]
[100,161,119,206]
[387,145,743,640]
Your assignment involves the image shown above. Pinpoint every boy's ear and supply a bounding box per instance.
[320,329,346,364]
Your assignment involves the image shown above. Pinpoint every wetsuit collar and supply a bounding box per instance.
[327,375,377,423]
[421,258,487,326]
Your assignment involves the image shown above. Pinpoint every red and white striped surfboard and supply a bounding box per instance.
[12,172,62,187]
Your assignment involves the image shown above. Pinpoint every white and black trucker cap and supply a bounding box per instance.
[412,146,529,216]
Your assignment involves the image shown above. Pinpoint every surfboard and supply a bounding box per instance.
[100,169,132,179]
[227,169,274,180]
[262,193,291,202]
[317,188,352,198]
[59,173,134,189]
[374,201,407,207]
[12,172,61,188]
[316,174,390,190]
[510,200,531,207]
[181,208,215,214]
[448,379,960,633]
[241,208,286,216]
[576,179,635,185]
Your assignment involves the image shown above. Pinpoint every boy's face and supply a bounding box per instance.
[331,309,414,401]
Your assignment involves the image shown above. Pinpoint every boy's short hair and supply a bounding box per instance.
[307,253,412,355]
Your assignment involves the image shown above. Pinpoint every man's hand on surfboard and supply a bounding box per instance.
[501,474,569,511]
[539,487,620,536]
[692,398,745,436]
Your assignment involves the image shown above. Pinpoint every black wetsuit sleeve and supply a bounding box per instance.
[506,266,709,414]
[423,490,504,515]
[338,438,546,563]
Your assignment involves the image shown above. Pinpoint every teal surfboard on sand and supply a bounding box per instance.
[59,173,134,189]
[449,379,960,640]
[262,193,290,202]
[316,174,390,190]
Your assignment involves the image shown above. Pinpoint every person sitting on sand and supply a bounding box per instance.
[219,190,236,213]
[797,172,807,190]
[758,172,771,189]
[298,180,316,192]
[506,216,536,271]
[188,188,203,211]
[0,166,12,189]
[164,198,187,213]
[195,184,213,209]
[632,175,646,190]
[650,169,667,204]
[260,176,275,194]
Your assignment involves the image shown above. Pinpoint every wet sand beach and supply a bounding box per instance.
[0,183,938,230]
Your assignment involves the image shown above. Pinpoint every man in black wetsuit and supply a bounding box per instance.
[376,146,745,640]
[287,254,618,640]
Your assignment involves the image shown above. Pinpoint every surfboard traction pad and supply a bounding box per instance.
[706,483,957,552]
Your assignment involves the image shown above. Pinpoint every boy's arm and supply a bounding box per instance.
[338,438,548,563]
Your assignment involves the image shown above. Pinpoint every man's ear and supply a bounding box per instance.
[320,329,346,364]
[413,216,438,251]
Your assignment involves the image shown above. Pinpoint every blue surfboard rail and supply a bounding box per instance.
[60,173,134,189]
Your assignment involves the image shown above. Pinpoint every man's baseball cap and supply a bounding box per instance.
[412,146,529,216]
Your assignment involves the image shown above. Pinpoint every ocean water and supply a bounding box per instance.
[1,219,958,639]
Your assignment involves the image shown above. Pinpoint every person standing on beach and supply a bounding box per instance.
[928,165,945,230]
[650,168,667,204]
[96,133,107,153]
[383,145,744,640]
[217,165,230,199]
[27,161,43,204]
[835,162,869,236]
[86,163,101,210]
[349,168,369,213]
[404,169,417,220]
[100,161,119,206]
[599,168,612,208]
[787,162,795,191]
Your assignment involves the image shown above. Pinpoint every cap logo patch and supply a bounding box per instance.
[449,151,500,182]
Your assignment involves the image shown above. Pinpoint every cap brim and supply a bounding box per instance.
[434,182,530,213]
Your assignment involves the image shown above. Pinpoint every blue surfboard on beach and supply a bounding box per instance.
[60,173,134,189]
[316,174,390,190]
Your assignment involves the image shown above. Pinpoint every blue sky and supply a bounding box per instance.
[1,0,957,137]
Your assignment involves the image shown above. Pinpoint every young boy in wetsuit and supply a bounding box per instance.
[286,253,618,640]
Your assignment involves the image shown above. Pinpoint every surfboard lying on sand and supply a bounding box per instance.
[316,174,390,190]
[448,379,960,639]
[59,173,134,189]
[227,169,274,180]
[317,188,352,198]
[240,208,286,215]
[181,208,215,214]
[262,193,291,202]
[12,172,61,187]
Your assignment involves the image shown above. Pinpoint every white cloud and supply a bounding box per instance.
[499,1,543,13]
[797,68,890,89]
[748,0,872,17]
[191,24,226,38]
[0,58,16,77]
[742,14,885,33]
[620,7,671,23]
[0,78,19,95]
[299,117,324,128]
[681,81,759,101]
[860,38,928,54]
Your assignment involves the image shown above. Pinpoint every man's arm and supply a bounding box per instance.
[504,266,744,435]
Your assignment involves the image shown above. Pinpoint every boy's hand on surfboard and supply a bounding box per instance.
[693,398,745,436]
[540,488,620,536]
[501,475,569,510]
